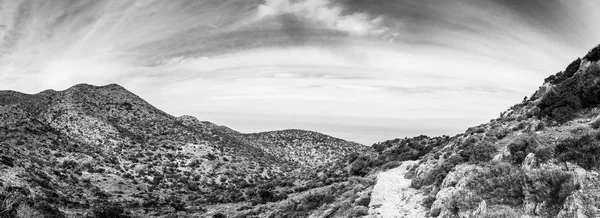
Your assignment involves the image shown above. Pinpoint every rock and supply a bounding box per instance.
[521,153,537,171]
[556,191,592,218]
[492,153,504,162]
[472,200,486,217]
[441,164,484,189]
[430,187,476,218]
[523,201,538,215]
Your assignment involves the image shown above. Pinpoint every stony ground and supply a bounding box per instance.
[367,161,426,218]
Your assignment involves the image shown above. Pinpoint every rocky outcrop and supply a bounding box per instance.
[557,191,595,218]
[472,200,487,217]
[428,165,486,217]
[521,153,537,171]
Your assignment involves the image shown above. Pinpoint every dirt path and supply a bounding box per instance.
[367,161,427,218]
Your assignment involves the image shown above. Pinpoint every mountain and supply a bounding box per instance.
[0,84,368,217]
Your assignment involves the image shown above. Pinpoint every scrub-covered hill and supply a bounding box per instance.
[0,83,367,217]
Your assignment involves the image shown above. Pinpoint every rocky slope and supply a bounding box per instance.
[0,84,368,217]
[370,44,600,218]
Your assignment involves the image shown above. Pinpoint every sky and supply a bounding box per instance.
[1,0,599,145]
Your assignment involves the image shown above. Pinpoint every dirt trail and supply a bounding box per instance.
[367,161,427,218]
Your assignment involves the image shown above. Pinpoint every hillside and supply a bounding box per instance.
[349,44,600,218]
[0,84,368,217]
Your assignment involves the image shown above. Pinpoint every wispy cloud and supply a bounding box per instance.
[255,0,389,37]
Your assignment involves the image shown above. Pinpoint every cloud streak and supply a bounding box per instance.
[255,0,388,37]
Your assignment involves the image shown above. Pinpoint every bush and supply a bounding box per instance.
[33,202,64,218]
[555,134,600,170]
[349,156,370,176]
[167,197,186,212]
[411,155,464,189]
[212,213,226,218]
[302,192,335,210]
[349,206,368,217]
[584,45,600,62]
[525,170,579,216]
[92,203,130,218]
[537,58,600,123]
[421,196,436,210]
[534,122,545,131]
[466,127,485,135]
[533,146,553,163]
[507,136,539,165]
[461,142,497,163]
[354,195,371,207]
[489,129,508,139]
[544,58,581,85]
[465,162,526,206]
[60,160,78,169]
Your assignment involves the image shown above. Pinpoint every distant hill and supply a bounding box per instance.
[0,83,368,217]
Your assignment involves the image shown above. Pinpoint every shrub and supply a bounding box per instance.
[534,122,545,131]
[212,213,226,218]
[92,203,130,218]
[421,196,436,210]
[33,202,64,218]
[537,58,600,123]
[466,127,485,135]
[411,155,464,189]
[545,58,581,85]
[555,134,600,170]
[465,162,526,206]
[533,146,553,163]
[489,129,508,139]
[584,45,600,62]
[512,122,526,131]
[167,197,186,212]
[354,195,371,207]
[525,170,579,216]
[461,142,497,163]
[349,156,370,176]
[507,136,539,165]
[349,206,368,217]
[0,155,15,167]
[302,192,335,210]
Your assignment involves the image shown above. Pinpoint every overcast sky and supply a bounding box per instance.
[1,0,599,144]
